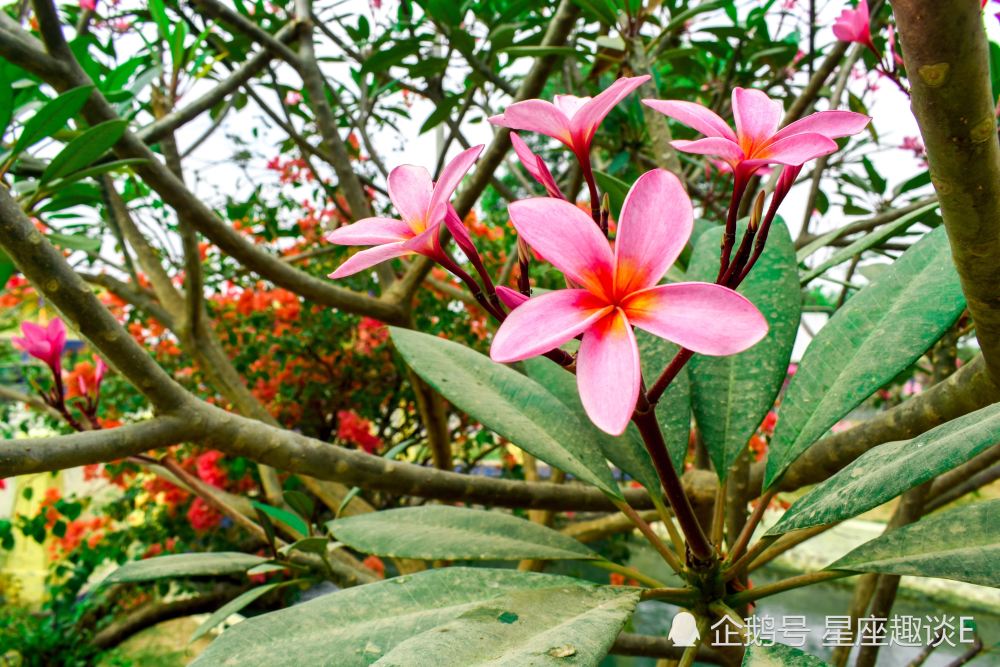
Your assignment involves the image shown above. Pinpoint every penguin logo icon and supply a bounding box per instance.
[667,611,700,647]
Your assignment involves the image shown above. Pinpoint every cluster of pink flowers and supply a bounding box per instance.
[326,77,868,435]
[12,317,109,427]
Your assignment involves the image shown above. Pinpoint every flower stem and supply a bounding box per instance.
[631,399,715,565]
[725,487,776,566]
[593,559,668,589]
[645,348,694,405]
[725,533,779,580]
[612,497,685,574]
[726,569,850,606]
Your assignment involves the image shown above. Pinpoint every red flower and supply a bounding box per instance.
[196,450,228,488]
[187,497,222,531]
[362,555,385,578]
[336,410,382,454]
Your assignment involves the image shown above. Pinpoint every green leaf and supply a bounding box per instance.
[102,552,266,585]
[799,202,937,285]
[283,490,314,521]
[389,328,622,498]
[766,226,966,487]
[742,642,830,666]
[46,233,102,253]
[277,537,329,557]
[328,506,596,561]
[523,356,660,493]
[687,219,800,477]
[40,158,146,191]
[990,41,1000,104]
[251,500,309,538]
[149,0,171,39]
[593,170,629,222]
[769,403,1000,535]
[190,583,282,642]
[40,120,127,185]
[12,86,93,156]
[828,500,1000,587]
[192,567,639,666]
[571,0,618,25]
[423,0,463,25]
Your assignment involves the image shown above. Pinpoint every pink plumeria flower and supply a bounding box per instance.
[643,88,870,179]
[327,145,483,278]
[488,76,650,162]
[79,0,97,10]
[13,318,67,377]
[284,90,303,106]
[490,169,768,435]
[832,0,877,55]
[510,133,564,199]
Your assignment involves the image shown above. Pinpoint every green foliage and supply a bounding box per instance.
[687,219,800,477]
[328,506,597,561]
[523,355,660,493]
[770,402,1000,534]
[101,552,267,585]
[766,227,967,487]
[829,500,1000,587]
[389,327,622,498]
[191,568,639,666]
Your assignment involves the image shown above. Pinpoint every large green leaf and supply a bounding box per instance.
[390,328,621,498]
[687,220,800,477]
[328,506,596,561]
[637,331,691,472]
[191,583,284,642]
[192,567,639,666]
[102,552,266,585]
[766,227,965,487]
[12,86,93,156]
[742,642,830,666]
[799,202,937,285]
[828,500,1000,587]
[523,356,660,493]
[41,120,128,185]
[769,403,1000,535]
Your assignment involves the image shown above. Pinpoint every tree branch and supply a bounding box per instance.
[895,0,1000,385]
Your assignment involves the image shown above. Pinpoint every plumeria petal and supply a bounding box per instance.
[570,75,650,148]
[387,165,434,231]
[489,100,573,145]
[510,133,564,198]
[400,221,444,256]
[553,94,590,118]
[326,217,413,246]
[614,169,692,295]
[444,206,479,263]
[507,197,615,299]
[732,88,783,147]
[490,289,612,363]
[641,99,738,142]
[671,138,745,164]
[751,132,838,166]
[623,282,767,356]
[329,243,411,279]
[769,110,871,144]
[427,145,483,223]
[496,286,529,310]
[576,309,640,435]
